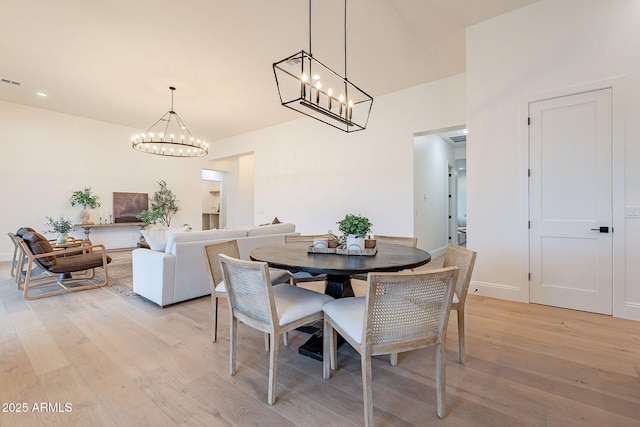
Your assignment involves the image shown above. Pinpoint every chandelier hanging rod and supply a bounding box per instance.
[272,0,373,132]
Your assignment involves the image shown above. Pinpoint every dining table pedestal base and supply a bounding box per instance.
[298,274,352,361]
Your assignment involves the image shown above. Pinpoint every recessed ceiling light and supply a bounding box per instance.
[36,92,47,97]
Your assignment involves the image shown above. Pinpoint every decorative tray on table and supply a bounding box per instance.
[307,245,337,254]
[308,242,378,256]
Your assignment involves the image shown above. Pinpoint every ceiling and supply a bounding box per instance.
[0,0,539,144]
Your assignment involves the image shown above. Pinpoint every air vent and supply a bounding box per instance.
[450,135,466,144]
[1,78,21,86]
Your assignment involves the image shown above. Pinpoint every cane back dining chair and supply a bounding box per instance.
[350,235,418,310]
[204,240,242,343]
[18,229,111,300]
[323,267,459,425]
[204,239,302,344]
[442,243,477,363]
[388,243,477,366]
[372,234,418,248]
[284,234,329,290]
[219,253,333,405]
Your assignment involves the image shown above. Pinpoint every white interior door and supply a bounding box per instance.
[529,88,613,314]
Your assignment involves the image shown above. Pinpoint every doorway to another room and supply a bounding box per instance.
[413,126,467,257]
[202,169,226,230]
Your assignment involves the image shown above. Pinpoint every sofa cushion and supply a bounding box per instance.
[165,228,248,254]
[141,225,190,252]
[246,223,295,237]
[140,228,168,251]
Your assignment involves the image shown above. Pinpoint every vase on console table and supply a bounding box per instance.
[80,207,94,224]
[56,233,68,245]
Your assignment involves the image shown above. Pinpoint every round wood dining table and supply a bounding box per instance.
[250,241,432,298]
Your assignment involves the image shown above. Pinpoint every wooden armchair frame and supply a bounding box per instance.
[18,237,110,300]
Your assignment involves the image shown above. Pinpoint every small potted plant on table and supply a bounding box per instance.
[337,213,373,251]
[45,215,75,244]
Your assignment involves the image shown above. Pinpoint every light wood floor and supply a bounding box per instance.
[1,254,639,426]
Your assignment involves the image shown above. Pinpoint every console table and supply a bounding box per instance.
[76,222,144,241]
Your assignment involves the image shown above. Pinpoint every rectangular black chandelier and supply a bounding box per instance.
[273,50,373,132]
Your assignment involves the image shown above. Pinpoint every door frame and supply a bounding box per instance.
[519,76,626,317]
[448,163,458,245]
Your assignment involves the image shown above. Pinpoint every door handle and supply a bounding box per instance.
[590,226,609,233]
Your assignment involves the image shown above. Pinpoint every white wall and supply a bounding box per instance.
[413,134,455,254]
[466,0,640,319]
[209,74,466,247]
[0,101,211,259]
[1,73,466,260]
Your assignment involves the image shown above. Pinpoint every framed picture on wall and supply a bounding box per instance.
[113,192,148,223]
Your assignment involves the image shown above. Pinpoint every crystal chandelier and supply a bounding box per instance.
[273,0,373,132]
[132,86,208,157]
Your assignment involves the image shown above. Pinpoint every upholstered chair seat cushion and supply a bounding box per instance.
[272,283,334,326]
[47,252,112,274]
[323,297,366,344]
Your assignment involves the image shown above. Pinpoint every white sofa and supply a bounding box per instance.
[132,223,297,306]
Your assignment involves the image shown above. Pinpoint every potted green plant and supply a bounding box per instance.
[136,180,179,227]
[70,187,101,224]
[337,213,372,250]
[45,215,75,244]
[136,208,164,227]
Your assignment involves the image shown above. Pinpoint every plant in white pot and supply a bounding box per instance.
[337,213,372,251]
[70,187,101,224]
[45,215,75,244]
